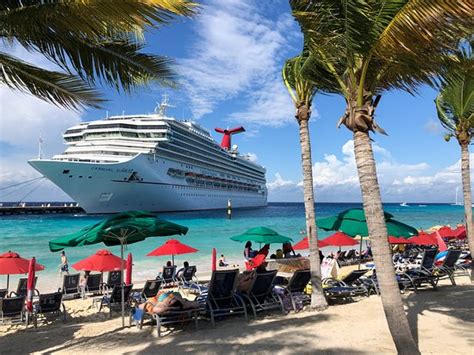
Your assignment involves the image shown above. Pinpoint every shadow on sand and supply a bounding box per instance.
[404,279,474,346]
[1,309,365,354]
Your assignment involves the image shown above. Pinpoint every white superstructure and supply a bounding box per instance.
[28,100,267,213]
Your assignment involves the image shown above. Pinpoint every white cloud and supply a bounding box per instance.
[179,0,299,127]
[0,47,82,201]
[267,139,472,203]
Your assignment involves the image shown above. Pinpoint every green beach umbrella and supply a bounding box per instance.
[317,209,418,238]
[49,210,188,326]
[49,211,188,251]
[317,208,417,269]
[231,226,292,244]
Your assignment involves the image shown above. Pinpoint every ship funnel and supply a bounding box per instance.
[215,126,245,150]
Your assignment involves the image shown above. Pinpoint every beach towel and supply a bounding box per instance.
[321,258,339,279]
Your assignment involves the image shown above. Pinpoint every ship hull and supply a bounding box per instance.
[28,154,267,214]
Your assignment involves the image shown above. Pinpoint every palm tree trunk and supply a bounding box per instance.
[298,117,327,309]
[460,143,474,282]
[353,130,419,354]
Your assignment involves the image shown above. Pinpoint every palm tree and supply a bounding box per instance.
[282,50,328,310]
[0,0,196,109]
[436,42,474,282]
[290,1,473,353]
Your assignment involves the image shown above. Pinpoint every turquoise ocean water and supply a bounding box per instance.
[0,202,466,290]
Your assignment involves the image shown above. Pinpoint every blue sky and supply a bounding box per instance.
[0,0,469,203]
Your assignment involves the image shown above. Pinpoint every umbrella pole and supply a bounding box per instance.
[358,238,363,270]
[172,254,175,266]
[120,239,125,328]
[6,275,9,292]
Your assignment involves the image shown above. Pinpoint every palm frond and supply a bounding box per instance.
[15,39,177,91]
[374,0,473,61]
[282,43,321,107]
[436,43,474,136]
[0,51,103,109]
[1,0,197,36]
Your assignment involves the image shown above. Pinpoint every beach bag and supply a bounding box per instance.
[273,286,293,311]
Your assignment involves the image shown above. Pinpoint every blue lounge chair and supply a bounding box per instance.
[98,284,133,317]
[9,277,39,298]
[196,269,247,326]
[239,270,284,317]
[33,292,66,327]
[0,296,25,325]
[275,269,311,312]
[60,274,81,299]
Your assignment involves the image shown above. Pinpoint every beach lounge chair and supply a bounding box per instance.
[98,284,133,317]
[60,274,81,299]
[159,266,177,287]
[85,273,103,295]
[196,269,247,326]
[275,269,311,312]
[102,270,122,291]
[239,270,284,317]
[33,292,66,327]
[9,277,38,297]
[130,291,202,337]
[141,279,163,299]
[0,296,25,325]
[402,248,439,289]
[434,249,462,285]
[177,266,201,294]
[323,269,370,301]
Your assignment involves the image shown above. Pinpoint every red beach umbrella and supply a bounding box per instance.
[388,236,414,244]
[409,231,437,246]
[453,226,467,239]
[147,239,198,265]
[293,237,328,250]
[0,251,45,275]
[433,226,456,239]
[72,249,125,272]
[322,232,359,247]
[0,251,45,290]
[125,253,133,285]
[211,248,217,271]
[26,257,36,313]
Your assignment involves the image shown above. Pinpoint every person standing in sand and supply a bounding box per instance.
[59,250,69,276]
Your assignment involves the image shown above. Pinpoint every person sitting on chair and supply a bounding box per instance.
[219,254,229,267]
[176,261,189,278]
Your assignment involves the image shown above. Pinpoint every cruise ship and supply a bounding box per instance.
[28,98,267,213]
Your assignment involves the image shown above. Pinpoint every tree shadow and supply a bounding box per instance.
[1,310,366,354]
[404,281,474,347]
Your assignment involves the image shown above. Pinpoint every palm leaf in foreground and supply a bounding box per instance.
[0,0,197,109]
[0,52,102,109]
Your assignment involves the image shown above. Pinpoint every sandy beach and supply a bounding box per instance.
[1,276,472,354]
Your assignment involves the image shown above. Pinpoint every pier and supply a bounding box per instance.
[0,204,84,215]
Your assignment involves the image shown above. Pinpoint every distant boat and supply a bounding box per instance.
[400,202,409,207]
[418,205,427,207]
[451,187,463,206]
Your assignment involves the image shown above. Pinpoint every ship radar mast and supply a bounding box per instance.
[155,94,175,116]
